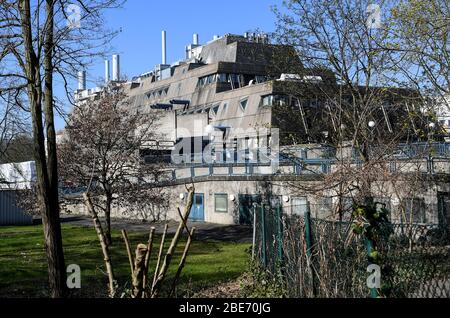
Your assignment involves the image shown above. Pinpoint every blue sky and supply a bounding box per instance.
[55,0,281,130]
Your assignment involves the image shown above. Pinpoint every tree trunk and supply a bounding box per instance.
[105,194,113,246]
[84,193,116,298]
[18,0,66,298]
[169,227,196,297]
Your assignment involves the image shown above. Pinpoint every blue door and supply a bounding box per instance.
[189,193,205,222]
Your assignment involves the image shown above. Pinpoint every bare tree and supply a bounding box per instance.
[0,0,123,297]
[59,87,167,246]
[272,0,426,212]
[385,0,449,97]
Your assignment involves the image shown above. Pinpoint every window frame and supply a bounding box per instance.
[211,104,220,116]
[214,193,228,213]
[291,196,308,216]
[402,197,426,224]
[240,98,249,112]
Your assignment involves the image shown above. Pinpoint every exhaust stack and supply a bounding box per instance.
[162,30,167,65]
[193,33,199,45]
[104,60,110,83]
[77,70,86,90]
[112,54,120,81]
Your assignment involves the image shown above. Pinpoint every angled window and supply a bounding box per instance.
[211,104,220,116]
[261,95,274,107]
[222,102,228,112]
[240,98,248,112]
[217,74,227,83]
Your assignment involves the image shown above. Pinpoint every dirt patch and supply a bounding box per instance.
[193,279,242,298]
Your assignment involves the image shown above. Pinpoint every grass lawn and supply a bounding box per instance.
[0,224,250,298]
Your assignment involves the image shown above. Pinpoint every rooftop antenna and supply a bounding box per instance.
[162,30,167,65]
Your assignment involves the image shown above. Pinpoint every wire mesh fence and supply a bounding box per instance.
[253,203,450,298]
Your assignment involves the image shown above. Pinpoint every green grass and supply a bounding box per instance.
[0,224,250,298]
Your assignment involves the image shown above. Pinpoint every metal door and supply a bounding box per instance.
[189,193,205,222]
[438,193,450,227]
[238,194,261,225]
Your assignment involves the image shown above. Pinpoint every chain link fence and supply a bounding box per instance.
[253,203,450,298]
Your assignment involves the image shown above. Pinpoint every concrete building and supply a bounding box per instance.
[70,32,450,227]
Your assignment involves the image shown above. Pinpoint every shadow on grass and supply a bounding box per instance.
[0,224,249,298]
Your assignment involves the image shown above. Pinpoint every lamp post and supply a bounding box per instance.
[364,121,376,162]
[364,121,376,205]
[427,122,435,174]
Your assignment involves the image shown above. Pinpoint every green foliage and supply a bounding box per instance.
[239,259,286,298]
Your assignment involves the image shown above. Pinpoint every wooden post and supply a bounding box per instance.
[121,229,134,276]
[169,227,196,297]
[132,244,148,298]
[152,224,168,290]
[151,187,195,298]
[83,193,116,298]
[143,227,156,292]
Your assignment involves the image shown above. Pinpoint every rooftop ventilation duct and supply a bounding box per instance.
[104,60,110,84]
[112,54,120,81]
[193,33,199,46]
[162,30,167,65]
[77,70,86,90]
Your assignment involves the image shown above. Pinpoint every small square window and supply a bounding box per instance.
[402,198,425,223]
[292,197,308,216]
[215,194,228,213]
[317,197,333,219]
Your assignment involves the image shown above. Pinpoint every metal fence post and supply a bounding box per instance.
[252,203,257,261]
[304,202,316,296]
[276,204,283,264]
[304,202,313,258]
[365,238,379,298]
[261,204,267,267]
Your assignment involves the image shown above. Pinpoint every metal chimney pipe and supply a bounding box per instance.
[112,54,120,81]
[104,60,110,83]
[193,33,199,45]
[162,30,167,65]
[77,70,86,90]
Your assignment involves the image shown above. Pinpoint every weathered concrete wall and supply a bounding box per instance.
[63,177,450,227]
